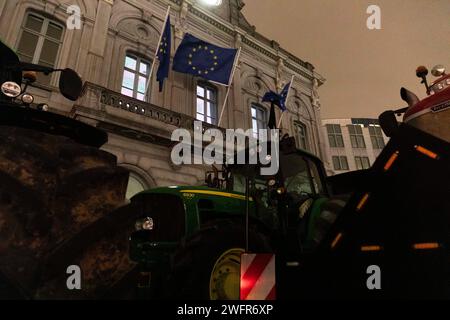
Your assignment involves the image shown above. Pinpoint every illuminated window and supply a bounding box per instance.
[295,121,309,151]
[126,172,148,200]
[332,156,349,171]
[369,125,385,149]
[16,13,64,85]
[348,125,366,149]
[121,54,151,101]
[326,124,344,148]
[251,104,267,138]
[355,156,371,170]
[196,82,218,125]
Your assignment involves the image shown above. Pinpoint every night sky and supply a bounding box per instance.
[243,0,450,119]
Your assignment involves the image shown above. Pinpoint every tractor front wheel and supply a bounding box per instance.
[168,220,272,300]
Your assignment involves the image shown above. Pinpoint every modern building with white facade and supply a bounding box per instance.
[0,0,325,199]
[321,118,389,176]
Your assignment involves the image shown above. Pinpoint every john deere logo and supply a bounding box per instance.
[431,100,450,113]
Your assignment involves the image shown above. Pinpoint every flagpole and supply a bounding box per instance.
[277,74,295,129]
[144,5,171,98]
[217,47,242,128]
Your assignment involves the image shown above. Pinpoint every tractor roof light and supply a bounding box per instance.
[431,65,446,77]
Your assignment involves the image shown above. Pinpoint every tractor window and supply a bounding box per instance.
[233,173,266,197]
[232,173,246,194]
[307,158,325,195]
[252,178,270,208]
[281,154,324,196]
[231,171,271,209]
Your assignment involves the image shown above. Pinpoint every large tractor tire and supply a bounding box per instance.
[0,125,138,299]
[168,219,272,300]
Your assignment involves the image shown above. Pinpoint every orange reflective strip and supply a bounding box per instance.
[414,145,439,160]
[356,193,370,211]
[413,243,440,250]
[361,245,382,252]
[384,151,400,171]
[331,233,343,249]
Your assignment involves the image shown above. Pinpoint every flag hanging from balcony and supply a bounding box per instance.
[156,15,171,92]
[262,81,292,112]
[172,33,238,86]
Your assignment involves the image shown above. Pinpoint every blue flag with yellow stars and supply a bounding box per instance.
[262,81,291,112]
[173,33,238,85]
[156,16,171,92]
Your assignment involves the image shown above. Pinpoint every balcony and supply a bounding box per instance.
[72,82,225,143]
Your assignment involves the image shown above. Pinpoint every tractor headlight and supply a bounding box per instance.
[135,217,154,231]
[1,81,21,98]
[37,103,49,112]
[21,94,34,105]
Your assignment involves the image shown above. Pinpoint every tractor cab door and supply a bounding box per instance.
[278,152,328,230]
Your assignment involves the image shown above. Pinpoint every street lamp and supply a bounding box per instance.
[199,0,222,6]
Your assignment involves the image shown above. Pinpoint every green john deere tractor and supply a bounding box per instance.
[128,136,346,300]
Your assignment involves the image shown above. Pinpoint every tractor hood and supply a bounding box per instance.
[130,186,255,242]
[135,185,248,201]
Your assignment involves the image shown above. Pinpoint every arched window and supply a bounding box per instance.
[126,172,148,200]
[121,53,151,101]
[16,12,65,85]
[196,82,218,125]
[294,121,309,151]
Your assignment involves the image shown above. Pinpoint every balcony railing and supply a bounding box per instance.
[76,82,225,135]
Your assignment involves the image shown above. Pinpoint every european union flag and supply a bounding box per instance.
[156,16,171,92]
[173,33,238,85]
[262,81,291,112]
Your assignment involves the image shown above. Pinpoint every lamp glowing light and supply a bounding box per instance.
[199,0,223,6]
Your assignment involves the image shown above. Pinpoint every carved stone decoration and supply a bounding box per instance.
[141,10,153,25]
[311,78,320,109]
[236,0,246,10]
[44,2,57,14]
[116,18,159,44]
[243,76,270,97]
[276,58,285,91]
[136,25,149,40]
[175,0,189,39]
[255,68,262,79]
[235,33,242,49]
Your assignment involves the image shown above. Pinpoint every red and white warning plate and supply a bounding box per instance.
[240,253,276,300]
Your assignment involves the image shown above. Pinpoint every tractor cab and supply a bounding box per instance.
[206,135,333,254]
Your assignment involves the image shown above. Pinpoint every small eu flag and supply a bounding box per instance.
[262,81,291,112]
[156,16,171,92]
[173,33,238,85]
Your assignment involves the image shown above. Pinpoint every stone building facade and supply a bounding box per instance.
[0,0,325,198]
